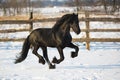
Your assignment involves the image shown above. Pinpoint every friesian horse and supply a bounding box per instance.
[15,13,81,69]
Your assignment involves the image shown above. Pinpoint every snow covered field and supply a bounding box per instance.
[0,46,120,80]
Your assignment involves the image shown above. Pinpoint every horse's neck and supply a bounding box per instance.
[52,21,69,35]
[52,20,70,33]
[51,19,71,46]
[63,25,70,34]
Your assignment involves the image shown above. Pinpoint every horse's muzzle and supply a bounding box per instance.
[76,29,81,34]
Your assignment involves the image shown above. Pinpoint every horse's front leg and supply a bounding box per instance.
[41,47,55,69]
[68,43,79,58]
[52,47,64,64]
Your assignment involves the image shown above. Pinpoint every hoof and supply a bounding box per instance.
[52,57,58,63]
[49,64,56,69]
[71,52,78,58]
[39,58,45,65]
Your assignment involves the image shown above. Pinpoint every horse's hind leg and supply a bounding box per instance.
[32,46,45,65]
[41,47,55,69]
[52,47,64,64]
[68,43,79,58]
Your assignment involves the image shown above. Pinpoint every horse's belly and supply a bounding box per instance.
[46,41,57,47]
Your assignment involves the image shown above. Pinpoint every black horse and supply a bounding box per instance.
[15,13,81,69]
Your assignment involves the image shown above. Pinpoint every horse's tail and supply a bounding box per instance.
[15,36,30,64]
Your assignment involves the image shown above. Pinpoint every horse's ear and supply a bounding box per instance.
[73,13,78,16]
[73,13,75,15]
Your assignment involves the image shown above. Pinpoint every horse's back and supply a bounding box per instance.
[29,28,57,47]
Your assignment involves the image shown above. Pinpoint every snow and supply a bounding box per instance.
[39,7,77,14]
[0,48,120,80]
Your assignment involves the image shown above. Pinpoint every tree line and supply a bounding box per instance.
[67,0,120,14]
[0,0,119,16]
[0,0,42,15]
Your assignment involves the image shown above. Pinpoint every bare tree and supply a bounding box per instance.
[101,0,108,13]
[65,0,83,12]
[99,0,120,14]
[111,0,120,13]
[74,0,83,11]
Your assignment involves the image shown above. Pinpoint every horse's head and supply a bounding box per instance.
[69,13,81,34]
[52,13,81,35]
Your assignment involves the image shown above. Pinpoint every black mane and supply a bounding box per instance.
[52,14,72,31]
